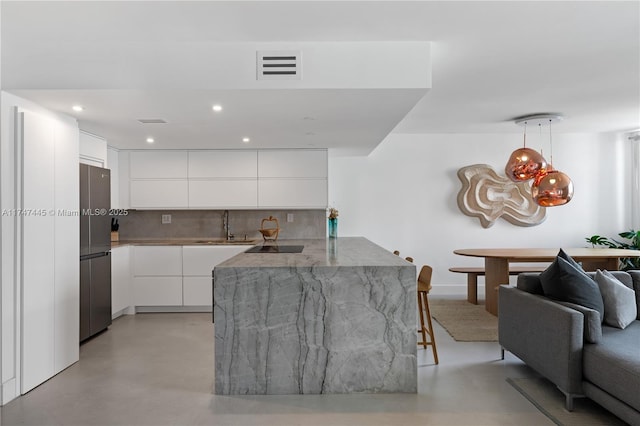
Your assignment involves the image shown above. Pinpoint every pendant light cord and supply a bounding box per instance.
[549,118,554,168]
[538,123,544,158]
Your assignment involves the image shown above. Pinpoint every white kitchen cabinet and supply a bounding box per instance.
[130,180,188,209]
[53,119,80,373]
[182,245,251,307]
[19,109,79,394]
[129,152,188,208]
[183,245,250,275]
[257,149,327,208]
[124,245,253,309]
[124,148,327,209]
[133,277,183,306]
[188,151,257,178]
[183,277,213,306]
[133,246,182,276]
[188,180,257,208]
[111,246,131,317]
[258,150,327,178]
[20,111,56,394]
[132,246,183,307]
[258,179,327,208]
[130,151,188,179]
[79,131,107,167]
[187,151,258,208]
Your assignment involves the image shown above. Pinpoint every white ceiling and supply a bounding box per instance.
[2,1,639,154]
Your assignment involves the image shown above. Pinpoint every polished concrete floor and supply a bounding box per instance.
[1,302,554,426]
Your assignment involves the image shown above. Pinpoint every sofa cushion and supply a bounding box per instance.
[555,301,602,343]
[516,273,544,295]
[554,300,602,343]
[540,256,605,320]
[595,270,637,329]
[558,248,588,275]
[583,321,640,412]
[630,271,640,319]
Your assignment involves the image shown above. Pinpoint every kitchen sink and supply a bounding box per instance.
[194,240,256,245]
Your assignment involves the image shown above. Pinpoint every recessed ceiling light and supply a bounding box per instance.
[242,137,250,143]
[212,105,223,112]
[72,105,84,112]
[146,137,154,143]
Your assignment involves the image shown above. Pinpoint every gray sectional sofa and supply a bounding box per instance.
[499,270,640,425]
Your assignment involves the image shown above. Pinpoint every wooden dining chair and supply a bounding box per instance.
[417,265,439,364]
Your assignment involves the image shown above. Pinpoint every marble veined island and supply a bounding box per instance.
[213,237,417,395]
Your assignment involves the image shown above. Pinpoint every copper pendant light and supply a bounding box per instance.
[527,114,574,207]
[532,168,574,206]
[505,121,547,182]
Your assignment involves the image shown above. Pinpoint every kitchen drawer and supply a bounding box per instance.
[183,277,212,306]
[133,246,182,276]
[183,245,252,276]
[133,277,183,306]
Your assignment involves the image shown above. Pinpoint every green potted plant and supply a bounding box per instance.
[585,229,640,270]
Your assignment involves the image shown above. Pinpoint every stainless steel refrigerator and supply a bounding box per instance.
[79,164,112,342]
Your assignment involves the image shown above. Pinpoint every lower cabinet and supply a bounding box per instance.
[182,245,252,307]
[133,277,183,306]
[183,277,213,306]
[132,245,252,310]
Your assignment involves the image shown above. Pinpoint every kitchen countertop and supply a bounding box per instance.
[216,237,411,268]
[111,238,257,248]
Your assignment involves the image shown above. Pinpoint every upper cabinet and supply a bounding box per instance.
[258,150,327,208]
[130,151,188,179]
[258,150,327,178]
[129,151,188,208]
[188,151,258,208]
[188,151,257,178]
[126,149,327,209]
[79,131,108,168]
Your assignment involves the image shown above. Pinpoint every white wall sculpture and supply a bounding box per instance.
[457,164,546,228]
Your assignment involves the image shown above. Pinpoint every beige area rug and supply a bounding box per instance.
[508,377,628,426]
[428,299,498,342]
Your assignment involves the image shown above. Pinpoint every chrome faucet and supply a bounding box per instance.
[223,210,234,241]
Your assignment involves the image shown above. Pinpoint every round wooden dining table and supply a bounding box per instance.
[454,248,640,316]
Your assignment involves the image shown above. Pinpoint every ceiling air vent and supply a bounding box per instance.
[137,119,167,124]
[257,50,302,80]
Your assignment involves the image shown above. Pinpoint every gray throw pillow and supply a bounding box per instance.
[542,248,589,280]
[555,301,602,343]
[595,270,637,329]
[540,256,605,320]
[558,248,587,275]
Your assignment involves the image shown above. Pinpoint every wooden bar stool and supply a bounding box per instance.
[417,265,439,364]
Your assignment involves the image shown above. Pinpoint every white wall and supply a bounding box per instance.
[107,146,120,209]
[632,137,640,230]
[0,91,79,404]
[329,132,634,293]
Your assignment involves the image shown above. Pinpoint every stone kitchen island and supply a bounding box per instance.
[213,237,417,395]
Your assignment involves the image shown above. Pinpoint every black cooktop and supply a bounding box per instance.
[245,245,304,254]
